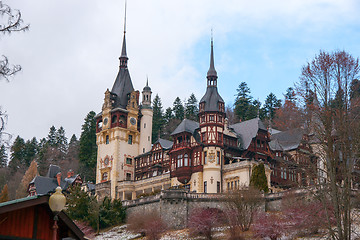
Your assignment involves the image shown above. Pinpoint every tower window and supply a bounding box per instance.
[144,123,146,128]
[184,154,189,166]
[102,172,108,182]
[209,115,214,122]
[106,135,109,144]
[126,173,131,181]
[204,181,207,193]
[204,151,207,164]
[126,158,132,165]
[217,181,220,193]
[217,151,220,164]
[148,136,150,141]
[128,135,133,144]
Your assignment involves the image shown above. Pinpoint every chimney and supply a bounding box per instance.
[56,172,61,186]
[67,169,74,178]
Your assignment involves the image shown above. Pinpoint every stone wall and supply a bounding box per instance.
[124,189,266,229]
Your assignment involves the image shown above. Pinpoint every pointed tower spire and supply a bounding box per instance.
[119,0,128,68]
[207,33,217,87]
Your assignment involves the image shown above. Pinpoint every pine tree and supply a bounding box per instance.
[56,126,68,154]
[47,126,57,147]
[263,93,281,121]
[37,138,49,176]
[16,159,38,198]
[8,136,26,174]
[79,111,97,182]
[234,82,257,121]
[0,145,7,168]
[173,97,184,120]
[185,93,199,121]
[250,163,269,193]
[24,137,38,167]
[0,184,9,203]
[152,94,164,143]
[163,107,174,124]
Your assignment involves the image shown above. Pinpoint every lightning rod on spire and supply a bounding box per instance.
[124,0,127,34]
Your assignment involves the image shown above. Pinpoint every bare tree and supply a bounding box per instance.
[297,50,360,240]
[0,1,29,80]
[224,187,263,238]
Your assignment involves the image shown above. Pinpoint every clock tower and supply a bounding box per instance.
[95,25,153,199]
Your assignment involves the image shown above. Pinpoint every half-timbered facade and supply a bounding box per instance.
[95,23,316,200]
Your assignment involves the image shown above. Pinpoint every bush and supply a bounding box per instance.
[127,211,167,240]
[253,212,285,240]
[66,186,126,232]
[188,208,224,240]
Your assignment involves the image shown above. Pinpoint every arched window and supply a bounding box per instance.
[106,135,109,144]
[184,154,188,166]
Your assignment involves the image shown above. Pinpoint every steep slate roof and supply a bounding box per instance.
[270,128,305,151]
[46,164,60,178]
[171,119,199,136]
[199,40,224,112]
[230,118,267,150]
[156,138,173,149]
[111,67,134,109]
[199,87,224,112]
[110,32,134,109]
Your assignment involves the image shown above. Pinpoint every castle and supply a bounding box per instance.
[94,26,315,201]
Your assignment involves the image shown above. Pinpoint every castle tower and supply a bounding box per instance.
[139,79,153,154]
[198,39,225,193]
[95,13,141,199]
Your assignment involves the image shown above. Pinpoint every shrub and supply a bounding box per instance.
[188,207,224,240]
[253,212,286,240]
[127,211,167,240]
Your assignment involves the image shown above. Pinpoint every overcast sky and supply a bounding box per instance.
[1,0,360,143]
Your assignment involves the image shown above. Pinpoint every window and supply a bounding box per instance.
[218,115,222,123]
[126,158,132,165]
[204,181,207,193]
[227,182,230,191]
[209,115,214,121]
[284,168,287,180]
[144,123,146,128]
[177,154,182,168]
[218,133,222,143]
[217,181,220,193]
[143,148,145,153]
[106,135,109,144]
[128,135,133,144]
[204,151,207,164]
[148,136,150,141]
[281,167,283,179]
[202,133,206,142]
[184,154,189,166]
[102,172,108,181]
[217,151,220,164]
[126,173,131,180]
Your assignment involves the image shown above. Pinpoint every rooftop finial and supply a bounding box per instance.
[119,0,128,67]
[207,29,217,80]
[124,0,127,34]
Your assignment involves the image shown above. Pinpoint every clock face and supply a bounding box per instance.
[130,117,136,125]
[103,117,108,125]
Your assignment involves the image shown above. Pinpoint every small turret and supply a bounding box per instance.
[142,78,152,108]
